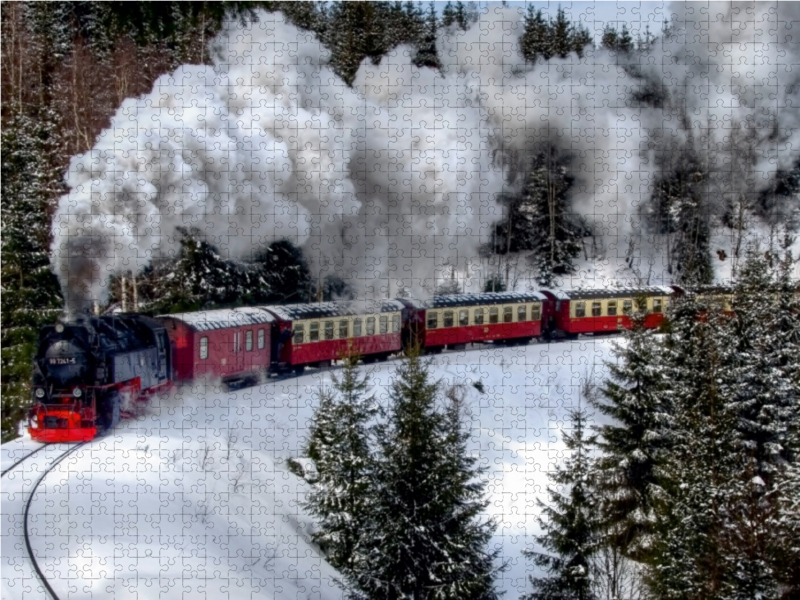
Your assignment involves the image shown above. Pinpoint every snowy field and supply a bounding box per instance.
[2,339,616,600]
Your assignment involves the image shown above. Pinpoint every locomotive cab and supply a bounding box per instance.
[28,315,171,443]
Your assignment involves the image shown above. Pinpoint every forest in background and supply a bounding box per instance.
[0,0,624,440]
[2,4,800,599]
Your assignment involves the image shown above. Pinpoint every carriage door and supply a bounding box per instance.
[234,331,244,372]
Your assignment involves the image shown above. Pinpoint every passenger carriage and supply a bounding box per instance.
[545,287,674,336]
[160,307,275,386]
[400,292,550,350]
[262,301,405,371]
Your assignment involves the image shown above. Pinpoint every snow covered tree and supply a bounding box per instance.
[524,409,599,600]
[0,114,64,441]
[518,154,584,286]
[520,6,549,63]
[601,25,633,54]
[414,2,440,70]
[251,239,313,304]
[592,310,667,561]
[647,296,781,599]
[304,354,378,572]
[348,347,502,600]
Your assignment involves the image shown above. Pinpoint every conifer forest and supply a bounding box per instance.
[1,2,799,599]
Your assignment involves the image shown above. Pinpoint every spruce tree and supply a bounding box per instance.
[592,309,667,561]
[414,2,440,70]
[518,154,583,286]
[550,8,573,60]
[524,409,599,600]
[304,354,377,572]
[349,347,501,600]
[520,6,549,63]
[649,299,761,598]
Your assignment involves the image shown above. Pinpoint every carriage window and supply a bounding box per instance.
[293,325,304,344]
[517,305,527,322]
[246,330,253,351]
[607,301,617,317]
[354,318,363,337]
[324,321,334,340]
[366,317,376,336]
[592,302,602,317]
[199,337,208,360]
[531,303,541,320]
[623,300,633,314]
[443,311,454,327]
[575,302,586,318]
[459,310,469,326]
[234,332,241,353]
[427,312,438,329]
[309,322,319,342]
[392,314,401,333]
[379,316,388,334]
[489,308,499,324]
[474,308,484,325]
[653,298,663,313]
[258,329,265,349]
[339,320,349,339]
[503,307,513,323]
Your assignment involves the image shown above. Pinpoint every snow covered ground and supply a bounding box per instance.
[1,339,616,599]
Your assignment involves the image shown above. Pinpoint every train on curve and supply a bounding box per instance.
[28,287,684,443]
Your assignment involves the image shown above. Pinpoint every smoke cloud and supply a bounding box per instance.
[52,3,800,316]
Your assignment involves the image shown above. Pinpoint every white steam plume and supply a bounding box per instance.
[52,4,800,316]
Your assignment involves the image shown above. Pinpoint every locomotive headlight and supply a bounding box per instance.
[73,387,83,398]
[55,323,64,333]
[35,388,45,399]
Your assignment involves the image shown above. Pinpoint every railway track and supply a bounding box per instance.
[1,445,47,478]
[2,442,89,600]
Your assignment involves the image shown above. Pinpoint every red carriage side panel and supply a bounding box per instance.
[159,308,274,383]
[263,302,404,368]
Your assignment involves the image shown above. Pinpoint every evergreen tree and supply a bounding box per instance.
[414,2,440,70]
[348,347,501,599]
[305,354,378,572]
[728,250,797,478]
[520,6,549,62]
[649,299,772,598]
[550,8,573,60]
[251,239,313,304]
[517,153,583,286]
[592,309,667,561]
[524,409,599,600]
[0,114,64,441]
[601,25,633,54]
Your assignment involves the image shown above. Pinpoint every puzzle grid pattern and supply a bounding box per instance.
[4,2,783,597]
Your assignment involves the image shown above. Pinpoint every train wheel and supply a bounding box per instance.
[293,365,306,375]
[97,392,121,436]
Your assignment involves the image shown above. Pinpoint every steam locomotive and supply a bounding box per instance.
[29,287,682,443]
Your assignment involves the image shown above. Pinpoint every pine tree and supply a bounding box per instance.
[0,114,64,441]
[524,409,599,600]
[601,25,633,54]
[550,8,573,60]
[414,1,440,70]
[520,6,549,63]
[592,310,667,561]
[348,347,502,599]
[304,354,378,572]
[649,299,760,598]
[518,154,583,286]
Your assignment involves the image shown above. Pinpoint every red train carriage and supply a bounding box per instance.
[545,287,674,337]
[401,292,551,351]
[263,301,404,371]
[160,307,275,386]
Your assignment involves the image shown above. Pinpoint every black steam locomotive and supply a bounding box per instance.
[28,315,171,442]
